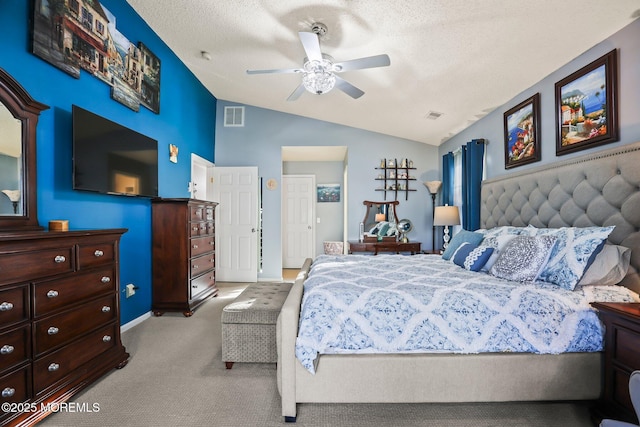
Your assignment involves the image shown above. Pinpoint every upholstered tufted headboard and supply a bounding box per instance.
[481,141,640,294]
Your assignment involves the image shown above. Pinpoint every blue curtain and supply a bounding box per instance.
[461,139,485,230]
[441,152,454,206]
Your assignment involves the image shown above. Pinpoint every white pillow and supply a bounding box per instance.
[489,235,557,282]
[577,244,631,286]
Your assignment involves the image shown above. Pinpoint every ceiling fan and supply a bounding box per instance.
[246,23,390,101]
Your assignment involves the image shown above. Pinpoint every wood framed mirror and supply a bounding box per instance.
[362,200,400,231]
[0,68,49,231]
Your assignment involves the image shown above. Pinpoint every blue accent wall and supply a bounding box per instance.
[0,1,217,324]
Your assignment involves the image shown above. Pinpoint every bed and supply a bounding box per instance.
[276,141,640,422]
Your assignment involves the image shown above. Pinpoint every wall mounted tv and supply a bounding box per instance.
[72,105,158,198]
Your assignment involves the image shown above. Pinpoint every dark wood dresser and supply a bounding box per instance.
[348,240,421,255]
[590,302,640,425]
[151,198,218,317]
[0,229,129,426]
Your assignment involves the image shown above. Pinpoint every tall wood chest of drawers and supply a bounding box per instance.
[151,198,218,317]
[0,229,128,426]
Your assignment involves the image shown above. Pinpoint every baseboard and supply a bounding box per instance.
[121,311,152,333]
[259,277,282,282]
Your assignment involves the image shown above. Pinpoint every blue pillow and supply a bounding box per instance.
[441,230,484,260]
[452,243,494,272]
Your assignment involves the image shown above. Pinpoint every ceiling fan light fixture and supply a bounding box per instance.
[302,57,336,95]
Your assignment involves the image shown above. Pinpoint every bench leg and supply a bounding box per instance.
[225,362,234,369]
[284,416,297,423]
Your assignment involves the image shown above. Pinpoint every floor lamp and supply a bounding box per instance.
[433,205,460,251]
[424,181,442,251]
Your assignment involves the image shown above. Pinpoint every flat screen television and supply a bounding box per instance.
[72,105,158,198]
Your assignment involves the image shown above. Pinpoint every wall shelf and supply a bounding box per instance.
[375,158,416,201]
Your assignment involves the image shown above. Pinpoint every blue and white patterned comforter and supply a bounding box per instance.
[295,255,640,374]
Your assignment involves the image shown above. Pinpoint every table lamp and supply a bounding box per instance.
[433,204,460,250]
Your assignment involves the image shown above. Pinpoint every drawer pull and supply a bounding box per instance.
[94,250,104,257]
[47,326,59,335]
[1,345,14,355]
[192,226,199,231]
[0,302,13,311]
[47,290,59,298]
[101,276,111,283]
[54,255,66,263]
[102,335,112,342]
[193,244,199,249]
[193,264,198,269]
[101,306,111,313]
[1,388,15,398]
[48,363,60,372]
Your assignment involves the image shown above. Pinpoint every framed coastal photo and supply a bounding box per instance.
[503,93,540,169]
[555,49,618,156]
[316,184,340,202]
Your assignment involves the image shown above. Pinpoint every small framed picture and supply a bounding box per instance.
[503,93,541,169]
[555,49,618,155]
[316,184,340,202]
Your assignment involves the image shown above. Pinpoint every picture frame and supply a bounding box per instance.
[316,184,340,202]
[503,93,540,169]
[555,49,618,155]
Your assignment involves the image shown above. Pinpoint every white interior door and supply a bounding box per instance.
[282,175,315,268]
[191,153,213,200]
[212,167,258,282]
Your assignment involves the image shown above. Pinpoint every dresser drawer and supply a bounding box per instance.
[78,241,115,269]
[33,266,116,317]
[0,285,29,329]
[191,254,214,277]
[190,271,215,299]
[206,221,215,236]
[189,204,208,221]
[34,322,118,394]
[0,325,30,373]
[614,326,640,369]
[34,295,117,356]
[189,221,208,237]
[0,365,30,407]
[190,236,214,258]
[0,247,74,283]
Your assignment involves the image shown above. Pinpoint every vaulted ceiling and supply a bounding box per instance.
[126,0,640,146]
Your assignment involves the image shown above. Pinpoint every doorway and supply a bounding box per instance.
[281,175,315,268]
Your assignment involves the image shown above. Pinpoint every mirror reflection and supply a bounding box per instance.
[362,200,400,231]
[0,103,22,216]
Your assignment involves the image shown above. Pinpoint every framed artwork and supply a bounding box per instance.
[503,93,540,169]
[555,49,618,155]
[317,184,340,202]
[138,42,161,113]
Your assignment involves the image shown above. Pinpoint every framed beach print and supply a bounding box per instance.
[317,184,340,202]
[555,49,618,155]
[503,93,541,169]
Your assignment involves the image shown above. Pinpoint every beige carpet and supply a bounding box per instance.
[39,282,595,427]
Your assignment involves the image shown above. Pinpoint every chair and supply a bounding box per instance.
[601,370,640,427]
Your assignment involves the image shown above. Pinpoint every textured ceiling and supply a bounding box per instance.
[126,0,640,146]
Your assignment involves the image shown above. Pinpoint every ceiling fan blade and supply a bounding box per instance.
[246,67,301,75]
[298,31,323,62]
[334,76,364,99]
[334,54,390,72]
[286,83,307,101]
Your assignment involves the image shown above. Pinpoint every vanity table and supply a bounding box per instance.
[349,200,421,255]
[0,68,129,426]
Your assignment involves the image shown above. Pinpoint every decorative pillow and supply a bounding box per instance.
[479,234,517,271]
[452,242,494,272]
[578,244,631,286]
[478,226,536,240]
[489,235,557,282]
[534,226,614,290]
[441,230,484,261]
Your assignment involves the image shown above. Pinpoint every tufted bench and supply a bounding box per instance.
[222,282,293,369]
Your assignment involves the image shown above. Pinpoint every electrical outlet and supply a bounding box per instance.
[125,283,136,298]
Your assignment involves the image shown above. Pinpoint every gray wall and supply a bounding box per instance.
[439,18,640,179]
[215,105,439,280]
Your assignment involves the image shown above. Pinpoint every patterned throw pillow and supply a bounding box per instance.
[479,234,517,271]
[489,235,557,282]
[534,226,614,290]
[441,230,484,260]
[452,242,494,272]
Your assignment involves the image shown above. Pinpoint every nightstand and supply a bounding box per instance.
[590,302,640,425]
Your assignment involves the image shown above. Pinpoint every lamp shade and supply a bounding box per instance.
[1,189,20,202]
[375,213,386,222]
[424,180,442,195]
[433,205,460,226]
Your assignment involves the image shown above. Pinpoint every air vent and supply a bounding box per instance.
[425,111,443,120]
[224,106,244,127]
